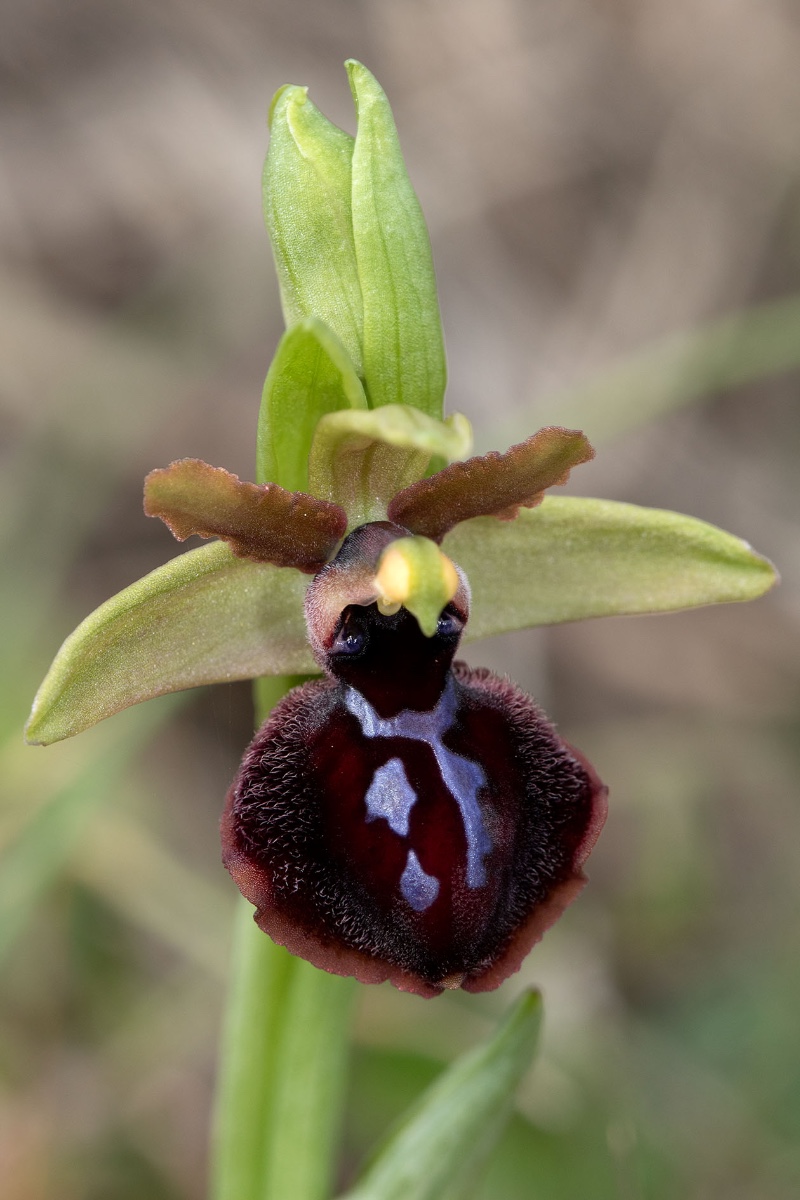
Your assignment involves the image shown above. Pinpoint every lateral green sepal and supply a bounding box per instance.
[444,496,778,641]
[25,543,315,745]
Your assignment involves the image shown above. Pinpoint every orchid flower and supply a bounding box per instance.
[26,63,775,1004]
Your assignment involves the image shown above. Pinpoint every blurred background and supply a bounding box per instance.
[2,1,799,1197]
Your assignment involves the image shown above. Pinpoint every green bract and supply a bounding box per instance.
[264,87,362,373]
[27,57,777,753]
[346,60,447,416]
[264,61,446,416]
[258,318,367,493]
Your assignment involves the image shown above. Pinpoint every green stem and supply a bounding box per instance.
[263,961,356,1200]
[211,902,295,1200]
[210,675,356,1200]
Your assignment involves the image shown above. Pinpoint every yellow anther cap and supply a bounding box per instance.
[374,537,459,636]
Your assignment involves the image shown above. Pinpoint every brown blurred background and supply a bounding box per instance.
[2,2,799,1197]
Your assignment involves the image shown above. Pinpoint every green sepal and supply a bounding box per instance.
[25,543,315,746]
[257,318,367,490]
[264,86,363,373]
[308,404,472,527]
[445,496,778,641]
[346,60,447,417]
[340,991,542,1200]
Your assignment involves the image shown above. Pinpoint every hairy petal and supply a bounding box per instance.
[144,459,347,573]
[388,427,594,541]
[222,662,606,997]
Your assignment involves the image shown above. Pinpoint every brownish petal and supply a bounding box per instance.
[387,426,594,542]
[144,459,347,574]
[221,790,443,999]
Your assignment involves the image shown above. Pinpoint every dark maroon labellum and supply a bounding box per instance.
[222,523,607,997]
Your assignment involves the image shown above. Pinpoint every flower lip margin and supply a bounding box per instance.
[220,664,609,998]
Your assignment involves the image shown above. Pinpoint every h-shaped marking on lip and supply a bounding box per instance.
[400,850,440,911]
[345,680,492,889]
[364,760,440,911]
[364,758,416,836]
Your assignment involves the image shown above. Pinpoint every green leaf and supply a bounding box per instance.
[257,318,368,491]
[340,990,542,1200]
[25,542,315,745]
[308,404,472,527]
[347,60,447,417]
[264,87,362,373]
[444,496,777,641]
